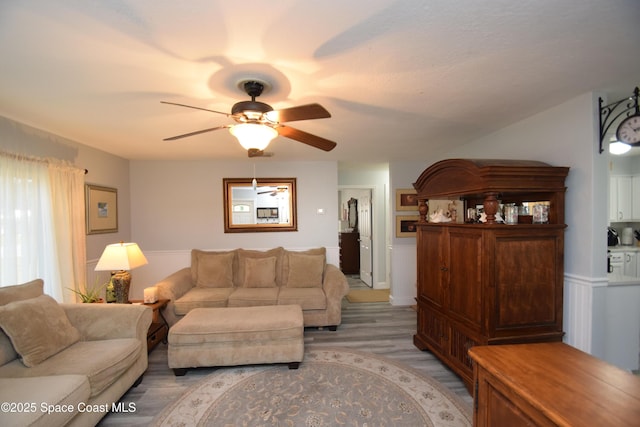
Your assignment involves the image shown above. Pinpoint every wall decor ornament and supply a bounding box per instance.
[395,188,419,211]
[395,215,419,237]
[85,184,118,234]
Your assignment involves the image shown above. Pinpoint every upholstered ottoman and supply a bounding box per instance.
[168,305,304,375]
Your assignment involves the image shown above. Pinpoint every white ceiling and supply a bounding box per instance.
[1,0,639,162]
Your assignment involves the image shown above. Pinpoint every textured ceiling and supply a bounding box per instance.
[0,0,639,161]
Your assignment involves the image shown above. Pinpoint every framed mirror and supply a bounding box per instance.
[223,177,297,233]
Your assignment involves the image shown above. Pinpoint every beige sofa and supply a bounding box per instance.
[156,247,349,330]
[0,279,152,427]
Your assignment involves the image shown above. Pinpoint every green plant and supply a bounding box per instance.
[68,276,108,303]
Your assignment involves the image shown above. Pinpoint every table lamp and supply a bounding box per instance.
[95,241,148,303]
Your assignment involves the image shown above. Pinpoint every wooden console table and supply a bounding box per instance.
[469,342,640,426]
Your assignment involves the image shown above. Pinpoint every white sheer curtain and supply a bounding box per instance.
[0,152,86,302]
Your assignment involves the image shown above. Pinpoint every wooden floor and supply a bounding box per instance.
[99,279,472,426]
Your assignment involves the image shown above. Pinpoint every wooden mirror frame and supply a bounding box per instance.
[223,177,298,233]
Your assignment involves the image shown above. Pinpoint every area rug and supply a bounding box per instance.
[346,288,390,303]
[152,347,471,426]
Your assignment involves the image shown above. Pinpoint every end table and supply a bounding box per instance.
[131,299,170,352]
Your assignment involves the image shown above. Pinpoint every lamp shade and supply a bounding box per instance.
[229,123,278,150]
[94,242,148,271]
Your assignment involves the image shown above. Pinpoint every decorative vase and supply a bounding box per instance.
[112,270,132,304]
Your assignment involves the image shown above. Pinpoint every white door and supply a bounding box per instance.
[358,193,373,287]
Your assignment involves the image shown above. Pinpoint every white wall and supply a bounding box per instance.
[128,159,340,295]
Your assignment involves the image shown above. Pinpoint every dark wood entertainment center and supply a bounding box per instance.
[412,159,569,391]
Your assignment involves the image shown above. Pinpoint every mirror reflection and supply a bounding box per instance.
[223,178,297,233]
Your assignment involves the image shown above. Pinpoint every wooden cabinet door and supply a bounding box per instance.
[417,226,446,309]
[490,229,564,338]
[446,228,483,331]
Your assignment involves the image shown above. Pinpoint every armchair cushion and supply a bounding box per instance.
[243,256,277,288]
[0,278,44,305]
[285,253,325,288]
[0,279,44,366]
[0,338,141,397]
[0,294,80,367]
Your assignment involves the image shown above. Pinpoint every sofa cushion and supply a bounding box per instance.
[278,287,327,310]
[174,287,234,315]
[227,288,279,307]
[191,250,236,288]
[236,247,284,287]
[282,248,326,282]
[243,256,277,288]
[196,251,235,288]
[0,338,142,398]
[0,278,44,305]
[0,279,44,366]
[0,375,90,427]
[0,294,80,367]
[285,253,325,288]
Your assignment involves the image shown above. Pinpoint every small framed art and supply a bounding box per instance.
[85,184,118,234]
[396,215,419,237]
[395,188,419,211]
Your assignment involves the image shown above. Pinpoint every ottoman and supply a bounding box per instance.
[168,305,304,375]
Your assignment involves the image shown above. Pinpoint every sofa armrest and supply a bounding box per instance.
[154,267,193,327]
[62,303,152,343]
[323,264,349,300]
[155,267,193,301]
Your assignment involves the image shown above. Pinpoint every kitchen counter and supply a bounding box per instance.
[608,245,640,252]
[608,271,640,286]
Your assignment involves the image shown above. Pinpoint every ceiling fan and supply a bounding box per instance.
[162,80,337,157]
[258,186,288,196]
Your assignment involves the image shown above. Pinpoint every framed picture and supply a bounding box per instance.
[85,184,118,234]
[427,199,463,223]
[396,215,419,237]
[395,188,419,211]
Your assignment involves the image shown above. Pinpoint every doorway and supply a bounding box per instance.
[339,188,373,287]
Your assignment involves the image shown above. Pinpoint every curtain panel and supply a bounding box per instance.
[0,151,86,302]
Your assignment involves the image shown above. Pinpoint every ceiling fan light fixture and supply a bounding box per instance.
[229,123,278,151]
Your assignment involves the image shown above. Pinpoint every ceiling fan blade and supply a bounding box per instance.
[277,125,337,151]
[266,103,331,123]
[161,101,230,116]
[163,125,229,141]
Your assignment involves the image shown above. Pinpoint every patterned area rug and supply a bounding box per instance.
[152,347,472,426]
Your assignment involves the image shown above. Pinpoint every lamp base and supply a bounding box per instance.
[112,270,132,303]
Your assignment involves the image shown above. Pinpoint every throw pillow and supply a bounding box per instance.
[191,250,236,287]
[286,253,325,288]
[195,252,235,288]
[0,294,81,367]
[236,247,284,287]
[243,256,277,288]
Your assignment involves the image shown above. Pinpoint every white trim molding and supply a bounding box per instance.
[563,273,608,354]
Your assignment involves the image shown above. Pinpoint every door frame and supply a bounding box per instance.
[339,185,379,287]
